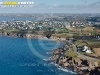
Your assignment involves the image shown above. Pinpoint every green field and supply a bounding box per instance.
[66,47,78,58]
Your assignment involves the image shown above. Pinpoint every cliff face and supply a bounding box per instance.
[0,32,46,38]
[50,45,100,75]
[0,32,26,38]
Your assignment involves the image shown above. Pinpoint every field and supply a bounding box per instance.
[52,33,73,38]
[66,47,78,58]
[93,48,100,56]
[82,26,95,31]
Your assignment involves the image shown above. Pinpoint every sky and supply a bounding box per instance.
[33,0,100,5]
[0,0,100,13]
[1,0,100,5]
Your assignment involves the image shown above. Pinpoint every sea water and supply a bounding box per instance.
[0,36,78,75]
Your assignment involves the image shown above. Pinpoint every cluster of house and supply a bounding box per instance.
[95,36,100,40]
[82,45,93,54]
[0,20,67,31]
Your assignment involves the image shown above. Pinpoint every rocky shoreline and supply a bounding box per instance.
[1,31,100,75]
[0,31,68,44]
[50,44,100,75]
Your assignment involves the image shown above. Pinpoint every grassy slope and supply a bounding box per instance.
[66,47,78,58]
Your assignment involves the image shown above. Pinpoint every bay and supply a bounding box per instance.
[0,17,43,21]
[0,36,77,75]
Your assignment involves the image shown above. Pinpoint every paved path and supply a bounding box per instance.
[72,44,98,60]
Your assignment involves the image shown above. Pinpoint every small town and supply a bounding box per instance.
[0,13,100,75]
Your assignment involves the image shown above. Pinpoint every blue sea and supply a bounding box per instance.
[0,36,78,75]
[0,17,43,21]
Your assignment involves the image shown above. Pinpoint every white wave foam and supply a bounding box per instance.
[58,67,77,74]
[49,62,77,74]
[43,58,51,61]
[43,59,48,61]
[50,62,54,64]
[54,64,58,66]
[46,52,49,54]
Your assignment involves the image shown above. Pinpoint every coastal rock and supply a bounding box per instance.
[74,58,82,66]
[51,55,59,60]
[50,42,100,75]
[63,62,69,67]
[89,67,100,75]
[88,61,99,69]
[74,66,77,72]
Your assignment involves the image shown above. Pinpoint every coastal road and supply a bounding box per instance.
[72,44,98,61]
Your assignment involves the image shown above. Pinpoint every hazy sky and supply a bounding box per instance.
[30,0,100,5]
[0,0,100,13]
[1,0,100,5]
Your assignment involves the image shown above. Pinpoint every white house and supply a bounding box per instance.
[82,45,92,54]
[82,45,88,51]
[86,50,93,54]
